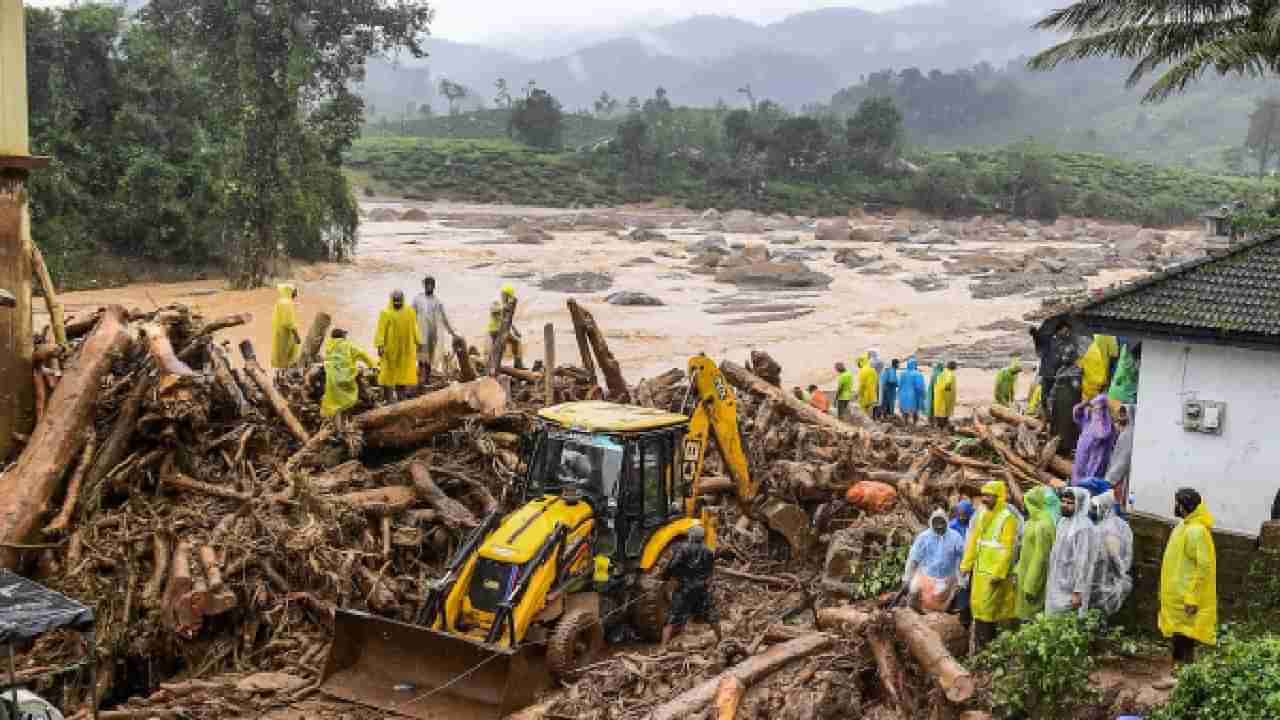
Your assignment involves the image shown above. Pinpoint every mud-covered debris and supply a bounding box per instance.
[541,272,614,293]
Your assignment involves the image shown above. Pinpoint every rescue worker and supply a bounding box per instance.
[1079,334,1120,402]
[271,283,302,380]
[488,284,524,369]
[320,328,376,431]
[661,524,721,645]
[1026,375,1043,417]
[807,384,830,413]
[793,386,809,403]
[1090,490,1133,616]
[1013,486,1057,621]
[926,362,945,422]
[897,357,925,425]
[374,290,422,402]
[932,361,958,429]
[1159,488,1217,664]
[1046,487,1099,617]
[879,358,900,418]
[903,509,966,612]
[948,498,975,624]
[1072,395,1117,484]
[411,275,458,387]
[959,481,1020,649]
[1105,405,1135,511]
[835,362,855,421]
[949,499,974,540]
[857,355,879,416]
[993,355,1022,407]
[1107,343,1140,405]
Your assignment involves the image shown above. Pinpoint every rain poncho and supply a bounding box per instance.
[1105,405,1136,507]
[271,284,302,370]
[1027,381,1042,416]
[1073,395,1117,483]
[1013,486,1057,619]
[1079,334,1119,401]
[857,356,879,413]
[1159,503,1218,645]
[904,511,966,582]
[949,500,974,539]
[933,367,957,419]
[868,350,884,377]
[411,293,456,362]
[1045,487,1099,617]
[879,365,899,415]
[1090,491,1133,616]
[960,481,1020,622]
[320,338,376,417]
[836,367,855,402]
[993,357,1022,407]
[926,364,945,418]
[1107,345,1139,404]
[375,302,422,387]
[898,358,927,415]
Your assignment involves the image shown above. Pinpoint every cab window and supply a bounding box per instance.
[639,435,669,526]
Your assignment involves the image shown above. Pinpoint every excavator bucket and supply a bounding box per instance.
[320,609,551,719]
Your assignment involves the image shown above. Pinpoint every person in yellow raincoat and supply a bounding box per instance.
[932,361,957,428]
[321,329,376,430]
[856,355,878,414]
[375,290,422,401]
[1160,488,1217,664]
[488,284,524,369]
[1013,485,1057,621]
[271,284,302,379]
[1027,375,1043,416]
[1079,334,1119,401]
[960,480,1019,649]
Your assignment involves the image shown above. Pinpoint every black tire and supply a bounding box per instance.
[631,539,679,642]
[547,606,604,676]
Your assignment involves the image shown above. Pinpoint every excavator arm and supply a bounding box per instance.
[685,354,758,509]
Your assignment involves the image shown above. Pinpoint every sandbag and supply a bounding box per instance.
[845,481,898,513]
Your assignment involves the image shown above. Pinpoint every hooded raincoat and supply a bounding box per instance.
[993,358,1022,407]
[836,367,855,402]
[960,481,1020,622]
[1027,381,1043,416]
[1090,491,1133,616]
[1105,405,1136,507]
[1107,345,1138,404]
[375,301,422,387]
[271,284,302,370]
[879,365,900,415]
[933,367,957,419]
[949,499,974,539]
[1014,486,1057,619]
[926,364,945,418]
[868,350,884,377]
[1159,503,1218,645]
[1073,395,1117,483]
[898,358,926,415]
[1079,334,1119,401]
[1045,487,1099,617]
[905,510,967,611]
[321,338,376,417]
[857,356,879,413]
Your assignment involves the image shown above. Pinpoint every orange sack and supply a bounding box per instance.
[845,481,898,513]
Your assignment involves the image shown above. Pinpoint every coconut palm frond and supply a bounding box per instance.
[1142,30,1274,100]
[1036,0,1243,32]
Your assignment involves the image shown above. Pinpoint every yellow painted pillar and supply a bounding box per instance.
[0,0,36,461]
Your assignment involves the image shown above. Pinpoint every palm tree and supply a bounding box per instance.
[1030,1,1280,101]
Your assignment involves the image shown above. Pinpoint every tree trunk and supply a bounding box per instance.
[714,676,744,720]
[301,311,332,366]
[649,633,834,720]
[30,244,66,346]
[207,342,251,418]
[332,486,418,515]
[238,340,309,444]
[0,305,132,570]
[721,360,874,432]
[567,300,598,388]
[814,606,873,633]
[363,417,464,449]
[989,404,1042,432]
[43,431,96,536]
[409,463,479,529]
[567,299,628,402]
[355,376,506,431]
[543,323,555,406]
[893,608,975,703]
[868,627,912,716]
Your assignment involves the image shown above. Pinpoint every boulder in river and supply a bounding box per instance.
[723,210,765,234]
[368,207,401,222]
[715,261,833,289]
[541,272,614,293]
[607,291,665,306]
[815,218,850,242]
[627,228,670,243]
[688,234,729,254]
[510,222,553,245]
[401,208,431,221]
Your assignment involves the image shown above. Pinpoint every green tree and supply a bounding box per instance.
[439,78,469,115]
[1030,1,1280,101]
[494,77,511,109]
[593,91,618,118]
[1247,97,1280,177]
[510,88,564,149]
[769,116,830,178]
[1006,142,1062,221]
[846,96,904,174]
[615,115,652,189]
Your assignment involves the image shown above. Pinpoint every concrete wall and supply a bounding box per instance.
[1131,340,1280,534]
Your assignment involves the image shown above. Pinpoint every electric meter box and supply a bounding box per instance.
[1183,400,1226,435]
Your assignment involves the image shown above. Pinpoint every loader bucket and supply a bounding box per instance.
[320,609,551,719]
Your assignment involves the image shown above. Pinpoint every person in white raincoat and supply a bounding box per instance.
[1045,486,1099,617]
[1090,490,1134,616]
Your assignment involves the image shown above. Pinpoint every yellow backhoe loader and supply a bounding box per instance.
[319,355,804,718]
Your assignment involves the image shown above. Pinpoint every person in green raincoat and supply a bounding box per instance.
[375,290,422,402]
[960,480,1020,649]
[321,329,376,430]
[271,284,302,379]
[1107,344,1140,404]
[1013,486,1057,621]
[993,356,1022,407]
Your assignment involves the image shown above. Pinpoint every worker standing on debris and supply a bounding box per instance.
[898,357,926,425]
[271,283,302,380]
[1159,488,1217,665]
[321,328,376,431]
[960,481,1019,648]
[661,524,722,646]
[1014,486,1057,621]
[807,384,830,413]
[926,361,944,422]
[1090,491,1133,616]
[879,359,900,418]
[835,363,854,421]
[1079,334,1119,401]
[1107,344,1140,405]
[412,276,458,387]
[903,509,966,612]
[375,290,422,402]
[1105,405,1135,511]
[993,355,1022,407]
[1026,374,1043,417]
[1072,395,1116,484]
[1046,487,1099,617]
[857,355,878,416]
[488,284,524,369]
[932,361,958,429]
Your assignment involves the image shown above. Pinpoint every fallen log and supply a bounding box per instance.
[976,419,1054,488]
[1046,454,1073,481]
[989,404,1043,431]
[893,608,975,703]
[868,626,912,716]
[200,545,237,616]
[354,376,506,431]
[332,486,418,516]
[567,299,629,402]
[814,607,873,634]
[31,244,67,346]
[207,343,251,418]
[143,534,170,608]
[498,365,543,384]
[160,470,250,503]
[649,633,834,720]
[543,324,555,406]
[142,323,196,377]
[44,431,97,536]
[238,340,309,444]
[567,301,599,389]
[301,311,332,366]
[363,417,462,449]
[409,463,479,529]
[162,540,199,636]
[1037,436,1061,471]
[714,676,745,720]
[721,360,874,432]
[0,305,132,570]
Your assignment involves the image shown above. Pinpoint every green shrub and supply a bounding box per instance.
[1152,634,1280,720]
[909,160,978,216]
[850,545,909,601]
[974,611,1112,720]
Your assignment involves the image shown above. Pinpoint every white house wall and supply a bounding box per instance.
[1131,339,1280,534]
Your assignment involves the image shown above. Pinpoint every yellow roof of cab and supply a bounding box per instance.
[537,401,688,432]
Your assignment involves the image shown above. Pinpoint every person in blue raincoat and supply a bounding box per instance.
[903,509,967,611]
[898,357,927,425]
[879,359,900,418]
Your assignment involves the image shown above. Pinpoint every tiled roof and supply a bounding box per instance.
[1074,235,1280,345]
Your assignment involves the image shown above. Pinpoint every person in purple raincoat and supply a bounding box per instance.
[1072,394,1117,484]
